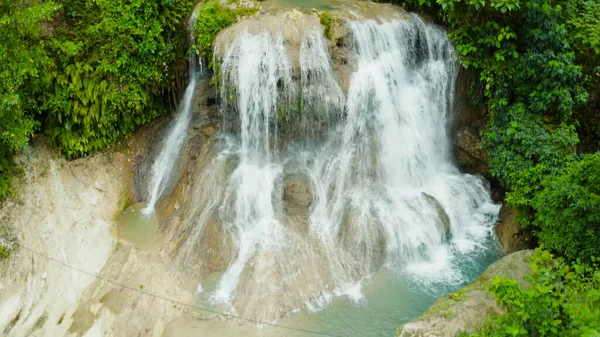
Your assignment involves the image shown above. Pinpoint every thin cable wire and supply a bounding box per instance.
[11,241,347,337]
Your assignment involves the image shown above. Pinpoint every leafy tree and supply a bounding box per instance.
[532,154,600,262]
[482,105,579,212]
[564,0,600,73]
[564,0,600,150]
[0,0,196,195]
[193,0,258,65]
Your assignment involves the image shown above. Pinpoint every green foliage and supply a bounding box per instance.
[0,0,196,192]
[44,0,195,158]
[0,246,8,259]
[319,11,333,40]
[532,154,600,262]
[482,105,579,211]
[564,0,600,72]
[194,0,236,61]
[194,0,258,65]
[459,249,600,337]
[0,1,59,198]
[448,290,466,301]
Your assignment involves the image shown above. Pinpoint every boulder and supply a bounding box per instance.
[282,174,313,234]
[422,192,451,240]
[398,250,534,337]
[496,205,532,253]
[339,204,387,274]
[455,127,489,176]
[283,175,313,208]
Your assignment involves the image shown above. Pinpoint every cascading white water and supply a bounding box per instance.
[143,13,201,214]
[168,15,500,322]
[305,19,499,284]
[297,29,345,142]
[211,31,294,303]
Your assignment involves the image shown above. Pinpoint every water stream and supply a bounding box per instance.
[143,11,202,214]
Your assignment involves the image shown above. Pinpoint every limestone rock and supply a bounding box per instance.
[200,124,217,138]
[422,192,451,240]
[339,205,387,274]
[233,240,335,322]
[455,127,489,176]
[398,250,534,337]
[282,174,313,234]
[283,175,313,208]
[496,205,532,253]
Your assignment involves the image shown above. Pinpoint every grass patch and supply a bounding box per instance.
[318,11,334,40]
[0,216,16,260]
[0,245,9,259]
[448,289,467,301]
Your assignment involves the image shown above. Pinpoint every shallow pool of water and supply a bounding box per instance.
[189,241,501,337]
[116,202,158,248]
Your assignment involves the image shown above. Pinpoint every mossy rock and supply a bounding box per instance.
[397,250,534,337]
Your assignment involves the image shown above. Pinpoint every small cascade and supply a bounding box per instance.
[293,29,345,144]
[143,11,202,214]
[212,31,294,303]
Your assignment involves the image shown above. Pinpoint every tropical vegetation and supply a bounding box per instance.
[0,0,196,198]
[0,0,260,201]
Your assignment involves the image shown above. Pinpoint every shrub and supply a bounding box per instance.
[459,249,600,337]
[194,0,258,65]
[319,11,333,40]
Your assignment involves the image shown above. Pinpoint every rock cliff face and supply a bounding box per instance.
[455,127,489,176]
[452,68,533,254]
[398,250,534,337]
[495,206,533,253]
[0,128,199,337]
[452,68,488,177]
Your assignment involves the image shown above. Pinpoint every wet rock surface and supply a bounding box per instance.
[455,127,489,176]
[422,192,451,240]
[282,173,314,234]
[496,205,533,253]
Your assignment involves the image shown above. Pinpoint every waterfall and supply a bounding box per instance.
[162,15,500,319]
[143,12,202,214]
[306,19,499,283]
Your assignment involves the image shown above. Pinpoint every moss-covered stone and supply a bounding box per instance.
[318,11,334,39]
[397,250,534,337]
